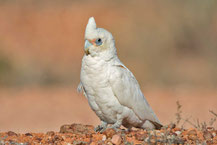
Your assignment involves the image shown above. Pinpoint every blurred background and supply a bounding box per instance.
[0,0,217,132]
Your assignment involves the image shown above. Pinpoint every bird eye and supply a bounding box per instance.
[95,38,102,46]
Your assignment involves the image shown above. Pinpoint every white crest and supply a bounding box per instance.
[86,17,96,30]
[85,17,97,39]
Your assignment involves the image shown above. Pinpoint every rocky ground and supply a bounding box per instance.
[0,124,216,145]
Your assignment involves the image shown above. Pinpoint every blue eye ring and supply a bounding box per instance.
[95,38,102,46]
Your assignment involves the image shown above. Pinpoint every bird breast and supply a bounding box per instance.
[80,55,123,123]
[81,55,110,87]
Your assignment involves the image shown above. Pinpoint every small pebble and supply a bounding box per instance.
[168,123,176,129]
[144,137,149,142]
[7,131,17,136]
[46,131,55,136]
[25,133,33,136]
[106,142,113,145]
[187,129,197,136]
[35,137,42,142]
[160,133,165,136]
[90,142,97,145]
[102,135,106,141]
[155,130,160,133]
[175,131,181,135]
[111,134,122,145]
[54,135,63,141]
[207,127,214,130]
[203,131,213,140]
[188,134,197,141]
[135,133,146,141]
[103,128,116,138]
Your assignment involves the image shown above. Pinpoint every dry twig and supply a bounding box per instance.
[175,101,182,125]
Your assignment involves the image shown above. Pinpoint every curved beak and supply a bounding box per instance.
[84,40,92,55]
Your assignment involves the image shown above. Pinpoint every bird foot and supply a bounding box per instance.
[94,125,107,132]
[94,121,108,133]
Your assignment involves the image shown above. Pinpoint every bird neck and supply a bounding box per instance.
[100,47,117,62]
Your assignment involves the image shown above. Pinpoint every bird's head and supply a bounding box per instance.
[84,17,116,58]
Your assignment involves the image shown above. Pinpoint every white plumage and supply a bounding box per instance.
[78,17,162,131]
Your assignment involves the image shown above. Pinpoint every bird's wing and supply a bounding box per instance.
[109,63,161,124]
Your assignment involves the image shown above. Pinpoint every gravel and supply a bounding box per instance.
[0,123,216,144]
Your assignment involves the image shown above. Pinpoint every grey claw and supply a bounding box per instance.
[99,128,106,133]
[94,125,107,132]
[94,125,102,132]
[94,121,108,132]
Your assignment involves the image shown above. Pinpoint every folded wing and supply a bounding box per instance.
[109,63,161,125]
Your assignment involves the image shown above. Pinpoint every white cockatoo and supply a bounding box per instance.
[78,17,162,132]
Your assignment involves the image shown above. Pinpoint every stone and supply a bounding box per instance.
[102,128,116,138]
[135,132,146,141]
[60,124,94,134]
[203,131,213,140]
[111,134,122,145]
[46,131,55,136]
[7,131,17,136]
